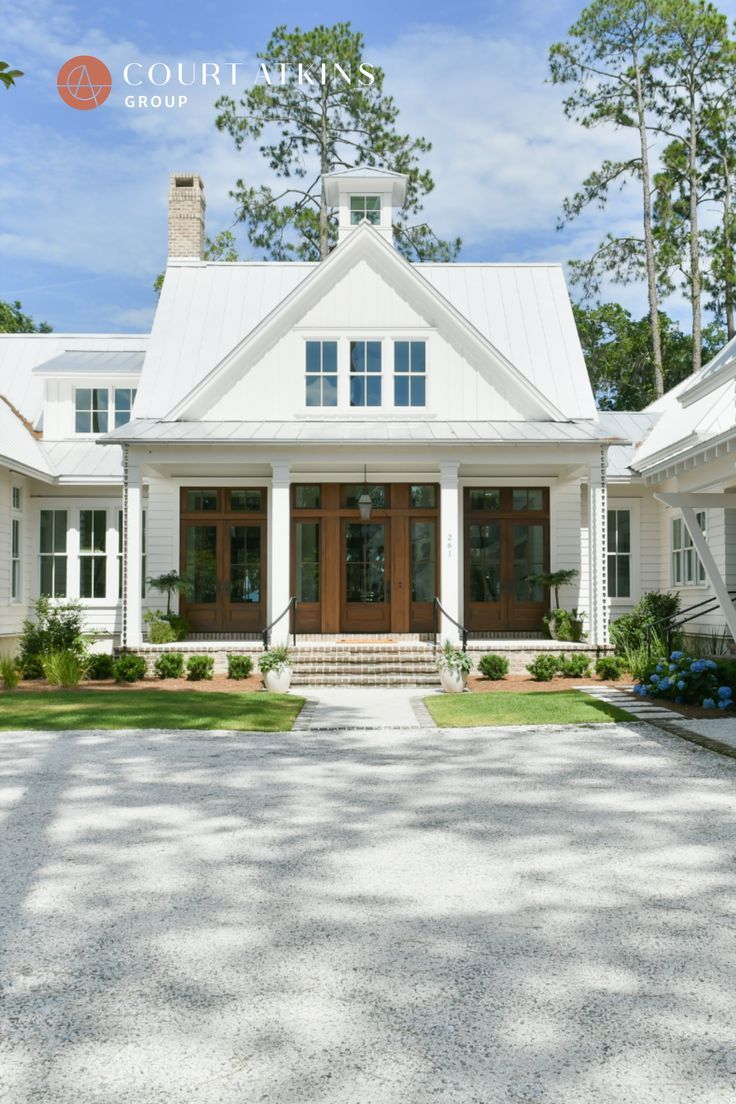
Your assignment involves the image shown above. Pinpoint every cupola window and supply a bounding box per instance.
[350,195,381,225]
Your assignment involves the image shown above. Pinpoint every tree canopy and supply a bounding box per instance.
[214,22,460,262]
[0,299,51,333]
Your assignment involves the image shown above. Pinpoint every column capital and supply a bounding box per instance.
[439,461,459,485]
[271,461,291,488]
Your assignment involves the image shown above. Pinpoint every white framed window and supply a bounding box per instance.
[607,509,631,598]
[305,341,338,407]
[75,388,109,433]
[39,510,68,597]
[350,195,380,225]
[114,388,137,428]
[11,519,20,601]
[672,511,706,586]
[349,340,382,406]
[394,341,426,407]
[79,509,107,598]
[12,486,21,511]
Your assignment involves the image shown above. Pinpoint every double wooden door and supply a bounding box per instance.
[180,518,265,632]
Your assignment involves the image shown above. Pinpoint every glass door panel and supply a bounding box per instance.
[469,523,501,602]
[185,525,217,603]
[296,522,320,603]
[411,521,435,602]
[345,523,386,602]
[229,526,261,604]
[512,524,545,602]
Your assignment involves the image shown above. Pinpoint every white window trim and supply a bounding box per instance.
[74,385,110,435]
[73,383,138,436]
[607,499,641,605]
[35,497,123,606]
[299,334,433,414]
[392,338,428,410]
[671,509,707,588]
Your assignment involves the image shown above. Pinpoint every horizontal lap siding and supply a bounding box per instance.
[144,477,178,613]
[554,478,584,610]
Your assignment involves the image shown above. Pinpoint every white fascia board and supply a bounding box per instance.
[635,426,736,480]
[678,359,736,407]
[0,455,55,482]
[164,223,567,423]
[654,492,736,509]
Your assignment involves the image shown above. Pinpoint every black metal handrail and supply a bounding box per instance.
[433,596,468,651]
[645,589,736,658]
[262,596,297,650]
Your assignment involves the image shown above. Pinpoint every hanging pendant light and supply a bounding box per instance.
[357,464,372,520]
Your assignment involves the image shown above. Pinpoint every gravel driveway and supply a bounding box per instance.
[1,721,736,1104]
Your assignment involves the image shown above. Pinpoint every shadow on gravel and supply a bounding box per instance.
[1,723,735,1103]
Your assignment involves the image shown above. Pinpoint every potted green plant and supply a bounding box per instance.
[436,640,473,693]
[526,569,580,639]
[259,645,293,692]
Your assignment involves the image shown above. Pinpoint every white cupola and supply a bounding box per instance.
[323,166,408,245]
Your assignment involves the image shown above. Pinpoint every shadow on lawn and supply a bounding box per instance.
[1,724,735,1102]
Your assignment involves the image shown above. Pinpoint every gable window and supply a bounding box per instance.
[394,341,426,407]
[350,340,381,406]
[607,509,631,598]
[672,512,706,586]
[350,195,380,225]
[79,509,107,598]
[39,510,67,597]
[75,388,108,433]
[114,388,137,428]
[305,341,338,407]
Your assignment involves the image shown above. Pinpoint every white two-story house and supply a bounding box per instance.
[1,167,734,665]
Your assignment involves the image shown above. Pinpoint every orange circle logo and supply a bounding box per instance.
[57,55,112,110]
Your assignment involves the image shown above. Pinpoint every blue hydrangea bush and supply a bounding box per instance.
[634,651,734,710]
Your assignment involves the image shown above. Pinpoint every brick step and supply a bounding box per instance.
[292,674,440,686]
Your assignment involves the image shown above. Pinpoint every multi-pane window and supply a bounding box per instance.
[114,388,137,428]
[117,510,146,599]
[350,341,381,406]
[607,509,631,599]
[39,510,67,597]
[11,519,20,601]
[75,388,109,433]
[79,510,107,598]
[350,195,381,225]
[672,512,706,586]
[394,341,426,407]
[11,486,21,510]
[305,341,338,407]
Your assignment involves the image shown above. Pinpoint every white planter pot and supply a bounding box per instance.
[439,667,467,693]
[264,666,293,693]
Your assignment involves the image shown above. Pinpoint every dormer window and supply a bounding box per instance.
[75,387,137,433]
[350,195,381,226]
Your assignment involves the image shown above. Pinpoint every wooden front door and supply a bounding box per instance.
[180,489,266,633]
[341,520,391,632]
[464,487,549,633]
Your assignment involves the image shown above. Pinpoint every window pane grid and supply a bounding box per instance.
[350,341,382,407]
[607,509,631,598]
[39,510,68,597]
[394,341,426,407]
[75,388,109,433]
[671,511,706,585]
[305,341,338,407]
[349,195,381,225]
[79,510,107,598]
[114,388,137,429]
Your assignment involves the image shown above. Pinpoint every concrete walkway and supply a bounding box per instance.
[2,721,736,1103]
[294,686,430,730]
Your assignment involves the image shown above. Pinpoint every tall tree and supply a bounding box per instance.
[0,299,51,333]
[574,300,723,407]
[549,0,667,396]
[655,0,735,369]
[214,23,460,262]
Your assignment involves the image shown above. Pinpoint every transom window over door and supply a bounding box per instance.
[350,341,381,406]
[394,341,426,407]
[305,341,337,407]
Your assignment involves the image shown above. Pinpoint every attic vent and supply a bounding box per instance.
[176,176,194,188]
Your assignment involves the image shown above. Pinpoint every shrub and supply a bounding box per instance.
[259,646,292,675]
[595,655,627,681]
[633,651,734,709]
[144,611,177,644]
[87,653,115,680]
[186,654,214,681]
[154,652,184,679]
[19,598,87,678]
[527,654,559,682]
[0,655,21,690]
[227,654,253,679]
[478,653,509,680]
[610,592,681,656]
[113,653,148,683]
[42,650,90,689]
[557,653,591,678]
[165,614,189,641]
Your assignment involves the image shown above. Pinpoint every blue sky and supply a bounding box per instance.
[2,0,735,333]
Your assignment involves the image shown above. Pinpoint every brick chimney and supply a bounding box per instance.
[167,173,206,259]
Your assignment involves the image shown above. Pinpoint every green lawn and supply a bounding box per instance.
[424,689,635,728]
[0,691,305,732]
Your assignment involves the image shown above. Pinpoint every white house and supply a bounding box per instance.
[1,167,734,671]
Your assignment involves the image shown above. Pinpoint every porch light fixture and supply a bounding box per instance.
[357,465,373,520]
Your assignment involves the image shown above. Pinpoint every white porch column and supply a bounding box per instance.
[587,448,609,647]
[439,462,461,643]
[268,461,291,644]
[122,448,143,648]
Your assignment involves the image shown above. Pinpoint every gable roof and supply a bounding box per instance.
[137,222,594,422]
